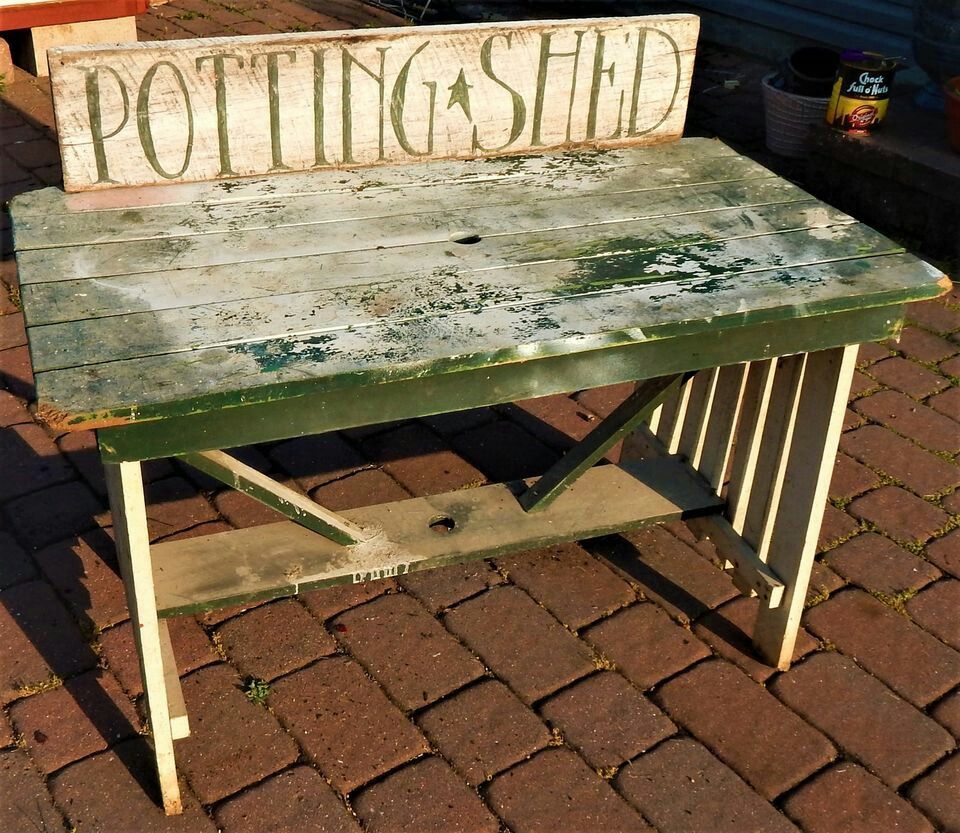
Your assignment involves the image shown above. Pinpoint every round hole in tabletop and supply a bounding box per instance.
[448,230,482,244]
[428,515,456,534]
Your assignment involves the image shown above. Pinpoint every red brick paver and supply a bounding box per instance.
[0,748,66,832]
[804,589,960,707]
[0,580,96,703]
[50,739,215,832]
[9,669,140,774]
[445,585,595,704]
[214,766,362,833]
[585,602,711,690]
[656,660,836,799]
[908,753,960,833]
[841,425,960,496]
[215,598,337,681]
[353,756,499,833]
[540,671,676,770]
[823,532,942,595]
[783,764,935,833]
[417,679,551,786]
[907,579,960,650]
[176,664,299,805]
[848,486,950,545]
[332,592,485,710]
[269,656,429,794]
[487,747,653,833]
[399,560,504,613]
[495,541,635,629]
[770,653,955,787]
[617,737,799,833]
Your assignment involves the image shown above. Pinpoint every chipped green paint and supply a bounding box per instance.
[231,334,339,372]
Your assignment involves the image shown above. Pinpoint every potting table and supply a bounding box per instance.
[9,15,949,815]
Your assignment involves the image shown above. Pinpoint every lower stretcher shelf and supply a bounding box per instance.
[152,457,722,617]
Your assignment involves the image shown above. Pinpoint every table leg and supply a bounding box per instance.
[750,344,858,669]
[103,461,183,815]
[626,344,857,670]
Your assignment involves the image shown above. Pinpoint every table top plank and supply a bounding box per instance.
[10,138,948,431]
[13,142,749,249]
[8,139,742,219]
[16,171,795,284]
[14,154,780,288]
[23,194,848,327]
[35,253,944,429]
[27,221,900,373]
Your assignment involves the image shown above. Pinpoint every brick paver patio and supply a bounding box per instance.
[1,3,959,831]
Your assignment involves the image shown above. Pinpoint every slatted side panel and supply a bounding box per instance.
[645,351,819,560]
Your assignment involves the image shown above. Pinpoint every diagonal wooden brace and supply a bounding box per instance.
[179,450,366,545]
[686,515,785,609]
[519,373,688,513]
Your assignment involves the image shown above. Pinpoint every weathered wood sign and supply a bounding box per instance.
[48,15,699,191]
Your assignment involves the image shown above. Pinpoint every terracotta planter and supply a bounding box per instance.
[947,78,960,151]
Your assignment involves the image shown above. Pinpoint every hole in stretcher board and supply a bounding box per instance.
[448,230,482,244]
[429,515,456,534]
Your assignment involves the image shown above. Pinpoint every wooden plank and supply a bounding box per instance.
[9,137,741,218]
[686,514,784,608]
[520,373,682,511]
[13,142,764,246]
[15,167,805,286]
[753,345,858,669]
[47,15,700,191]
[151,457,722,616]
[657,376,693,454]
[17,154,780,251]
[646,404,664,435]
[676,367,717,469]
[157,620,190,740]
[696,362,748,492]
[103,461,182,814]
[726,359,777,533]
[20,181,816,312]
[0,0,147,32]
[93,304,903,462]
[739,354,806,558]
[39,256,935,433]
[25,16,138,77]
[27,222,899,373]
[17,184,823,326]
[180,450,366,545]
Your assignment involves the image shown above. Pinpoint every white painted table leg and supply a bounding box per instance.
[103,461,183,815]
[752,344,858,669]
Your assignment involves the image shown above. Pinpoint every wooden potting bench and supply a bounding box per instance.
[10,15,949,814]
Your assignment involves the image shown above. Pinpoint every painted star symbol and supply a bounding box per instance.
[447,68,473,120]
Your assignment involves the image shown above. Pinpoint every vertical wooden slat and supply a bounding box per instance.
[739,354,807,558]
[726,359,777,533]
[753,344,858,669]
[647,404,664,435]
[657,375,695,454]
[103,461,183,815]
[697,363,749,493]
[677,367,719,470]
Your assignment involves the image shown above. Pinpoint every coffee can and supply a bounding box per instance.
[825,50,901,134]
